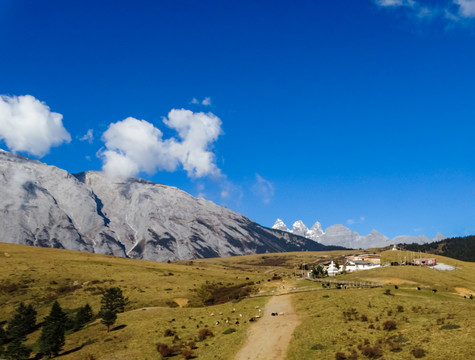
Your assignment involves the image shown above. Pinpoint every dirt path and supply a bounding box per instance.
[234,294,300,360]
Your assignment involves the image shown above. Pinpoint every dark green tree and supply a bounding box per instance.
[100,309,117,332]
[74,304,94,331]
[0,325,6,357]
[311,265,328,278]
[38,301,67,358]
[4,339,31,360]
[100,287,129,314]
[6,302,37,340]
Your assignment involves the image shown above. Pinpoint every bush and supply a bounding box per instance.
[397,305,404,313]
[411,347,426,358]
[222,328,237,334]
[198,329,214,341]
[440,324,460,330]
[383,320,397,331]
[157,343,180,357]
[335,352,347,360]
[361,314,368,322]
[360,345,382,358]
[182,349,194,359]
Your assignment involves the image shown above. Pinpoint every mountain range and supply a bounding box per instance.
[272,219,446,249]
[0,150,343,261]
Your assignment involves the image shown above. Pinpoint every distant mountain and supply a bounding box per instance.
[0,150,343,261]
[400,235,475,262]
[272,219,445,249]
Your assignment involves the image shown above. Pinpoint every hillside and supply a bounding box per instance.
[400,235,475,262]
[0,150,340,262]
[1,243,474,359]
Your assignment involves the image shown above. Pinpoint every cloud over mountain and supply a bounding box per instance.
[100,109,222,179]
[0,95,71,157]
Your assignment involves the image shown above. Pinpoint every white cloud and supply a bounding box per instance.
[79,129,94,143]
[455,0,475,17]
[252,174,274,204]
[376,0,475,22]
[191,97,212,106]
[100,109,222,179]
[376,0,415,7]
[0,95,71,157]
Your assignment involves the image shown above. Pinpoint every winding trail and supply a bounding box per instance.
[234,294,300,360]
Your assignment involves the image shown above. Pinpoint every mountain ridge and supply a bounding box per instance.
[272,219,446,249]
[0,150,343,261]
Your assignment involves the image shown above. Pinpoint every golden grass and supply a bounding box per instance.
[1,244,474,359]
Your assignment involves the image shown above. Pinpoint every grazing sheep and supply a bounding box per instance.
[249,317,255,322]
[235,321,240,325]
[417,287,421,291]
[279,312,284,315]
[255,306,260,309]
[271,312,278,316]
[210,313,214,316]
[215,321,220,325]
[232,308,236,313]
[239,314,242,317]
[470,294,473,300]
[432,289,437,293]
[394,285,399,290]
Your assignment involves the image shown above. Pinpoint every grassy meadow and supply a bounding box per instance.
[1,243,474,359]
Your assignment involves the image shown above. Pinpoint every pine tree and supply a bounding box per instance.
[74,303,94,331]
[100,287,129,314]
[6,302,37,340]
[39,301,67,358]
[4,339,31,360]
[100,309,117,332]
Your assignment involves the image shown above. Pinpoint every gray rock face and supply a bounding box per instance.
[0,151,334,261]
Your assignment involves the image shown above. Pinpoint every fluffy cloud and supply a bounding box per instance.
[252,174,274,204]
[347,216,366,226]
[0,95,71,157]
[100,109,222,178]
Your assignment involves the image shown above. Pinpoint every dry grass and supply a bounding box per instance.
[1,244,474,359]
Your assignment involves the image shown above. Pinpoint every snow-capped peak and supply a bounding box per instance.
[272,218,289,232]
[291,220,309,237]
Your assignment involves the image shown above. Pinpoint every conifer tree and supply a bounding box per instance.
[39,301,67,358]
[6,302,37,340]
[4,338,31,360]
[74,303,94,331]
[100,309,117,332]
[100,287,129,314]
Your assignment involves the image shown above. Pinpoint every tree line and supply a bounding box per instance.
[0,287,128,359]
[400,235,475,262]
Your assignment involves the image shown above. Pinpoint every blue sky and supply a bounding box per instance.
[1,0,474,239]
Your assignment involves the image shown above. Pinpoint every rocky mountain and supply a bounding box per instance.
[0,150,342,261]
[272,219,445,249]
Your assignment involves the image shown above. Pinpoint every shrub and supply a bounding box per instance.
[164,329,175,337]
[383,320,397,331]
[182,349,194,359]
[360,345,382,358]
[361,314,368,322]
[411,347,426,358]
[198,329,214,341]
[384,289,393,296]
[311,344,325,350]
[335,352,347,360]
[396,305,404,313]
[156,343,180,357]
[222,328,237,334]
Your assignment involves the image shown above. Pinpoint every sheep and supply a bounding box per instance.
[470,294,473,300]
[239,314,242,318]
[432,289,437,293]
[417,287,421,291]
[215,321,220,325]
[279,312,284,316]
[394,285,399,290]
[249,317,255,322]
[271,312,278,316]
[235,321,240,325]
[255,306,260,309]
[210,313,214,316]
[232,308,236,313]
